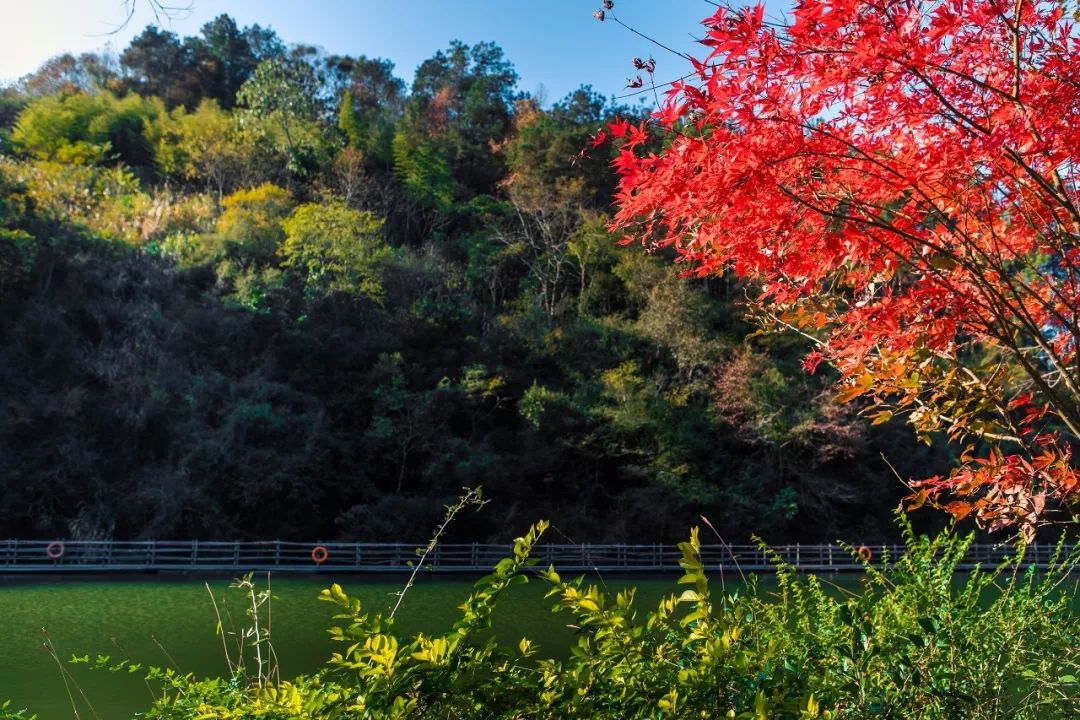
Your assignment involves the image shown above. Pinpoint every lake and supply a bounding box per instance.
[2,571,753,720]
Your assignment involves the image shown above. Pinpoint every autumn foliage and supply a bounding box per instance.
[608,0,1080,537]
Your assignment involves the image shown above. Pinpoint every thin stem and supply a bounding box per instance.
[205,582,235,676]
[390,487,487,619]
[609,14,692,61]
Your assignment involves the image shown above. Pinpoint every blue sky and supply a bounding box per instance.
[2,1,723,105]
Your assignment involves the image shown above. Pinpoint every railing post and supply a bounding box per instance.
[275,540,281,566]
[191,539,198,568]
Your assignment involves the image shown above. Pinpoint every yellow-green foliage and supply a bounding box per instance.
[216,183,294,258]
[280,199,389,301]
[122,521,1080,720]
[163,183,293,269]
[13,92,164,168]
[0,164,36,292]
[6,157,214,247]
[8,159,149,243]
[154,99,245,196]
[391,129,455,211]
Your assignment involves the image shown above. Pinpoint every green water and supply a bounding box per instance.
[0,573,702,720]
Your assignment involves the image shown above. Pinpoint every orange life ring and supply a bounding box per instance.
[856,545,873,563]
[311,545,329,565]
[45,541,65,560]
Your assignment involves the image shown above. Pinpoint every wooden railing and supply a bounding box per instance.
[0,539,1065,573]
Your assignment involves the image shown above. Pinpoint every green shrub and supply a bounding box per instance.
[75,519,1080,719]
[757,521,1080,719]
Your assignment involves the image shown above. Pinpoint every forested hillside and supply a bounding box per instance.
[0,16,948,542]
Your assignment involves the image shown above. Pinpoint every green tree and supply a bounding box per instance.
[120,26,202,109]
[504,87,624,211]
[565,212,621,316]
[119,17,283,109]
[12,92,163,170]
[156,99,245,199]
[400,41,517,197]
[0,88,26,134]
[391,129,456,212]
[363,353,449,494]
[332,55,404,167]
[189,15,284,108]
[236,56,329,178]
[0,164,37,296]
[280,198,388,301]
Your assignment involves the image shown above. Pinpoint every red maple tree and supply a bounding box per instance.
[607,0,1080,537]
